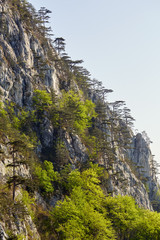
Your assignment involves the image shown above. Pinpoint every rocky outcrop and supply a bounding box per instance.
[130,133,153,178]
[129,133,159,208]
[0,223,8,240]
[64,132,88,164]
[102,133,160,210]
[0,0,60,107]
[4,215,40,240]
[106,155,153,210]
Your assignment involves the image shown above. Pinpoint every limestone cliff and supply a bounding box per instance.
[0,0,159,238]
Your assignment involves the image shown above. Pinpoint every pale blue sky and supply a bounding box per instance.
[29,0,160,167]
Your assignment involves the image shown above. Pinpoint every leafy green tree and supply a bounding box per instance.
[134,208,160,240]
[35,160,59,194]
[32,89,52,120]
[32,90,52,110]
[52,187,115,240]
[18,189,35,219]
[104,195,139,240]
[51,165,115,240]
[59,90,97,135]
[50,163,160,240]
[103,194,160,240]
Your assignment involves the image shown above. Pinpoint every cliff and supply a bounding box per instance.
[0,0,160,239]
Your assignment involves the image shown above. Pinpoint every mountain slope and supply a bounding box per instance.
[0,0,160,239]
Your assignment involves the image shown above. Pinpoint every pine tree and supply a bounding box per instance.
[54,37,66,55]
[37,7,53,37]
[7,139,29,200]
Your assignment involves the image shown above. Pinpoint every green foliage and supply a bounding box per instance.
[52,187,115,240]
[7,232,26,240]
[35,160,59,194]
[48,165,160,240]
[59,90,97,134]
[51,164,116,240]
[0,184,28,223]
[104,195,160,240]
[5,102,20,130]
[20,190,35,219]
[55,139,70,168]
[17,234,26,240]
[0,97,58,199]
[18,108,37,128]
[6,134,35,201]
[0,102,7,117]
[31,89,97,136]
[17,108,38,144]
[0,101,37,145]
[32,89,52,112]
[104,195,139,239]
[134,209,160,240]
[0,102,10,134]
[0,2,159,236]
[34,205,56,240]
[9,0,43,34]
[0,102,37,201]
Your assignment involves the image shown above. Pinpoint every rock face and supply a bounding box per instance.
[106,154,153,210]
[0,0,160,238]
[0,223,8,240]
[104,133,160,210]
[129,133,159,207]
[0,0,60,108]
[64,132,88,164]
[130,133,153,178]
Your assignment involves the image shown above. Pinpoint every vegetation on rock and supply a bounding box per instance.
[0,0,160,239]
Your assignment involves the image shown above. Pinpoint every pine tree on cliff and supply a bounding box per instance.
[38,7,53,37]
[7,135,33,201]
[54,37,66,55]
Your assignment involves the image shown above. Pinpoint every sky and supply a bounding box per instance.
[29,0,160,168]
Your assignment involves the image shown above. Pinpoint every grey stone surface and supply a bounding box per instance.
[0,223,8,240]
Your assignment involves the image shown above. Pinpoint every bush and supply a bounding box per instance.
[35,160,60,194]
[32,90,52,112]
